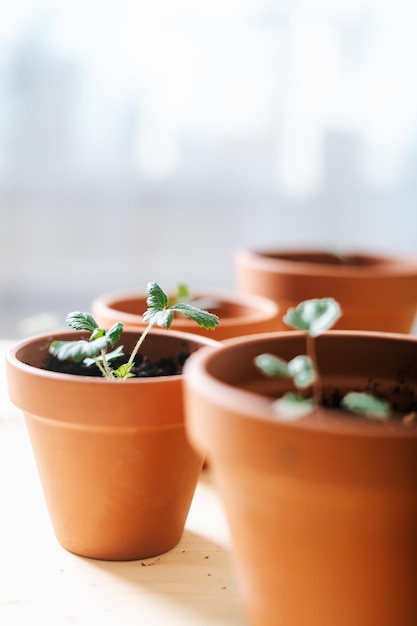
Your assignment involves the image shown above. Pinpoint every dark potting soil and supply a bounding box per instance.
[320,382,417,424]
[43,351,191,378]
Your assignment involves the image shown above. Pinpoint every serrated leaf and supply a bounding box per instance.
[49,335,114,363]
[272,392,315,421]
[143,283,172,327]
[66,311,99,333]
[283,298,342,337]
[288,355,317,389]
[254,354,290,378]
[146,282,169,312]
[341,392,391,421]
[169,303,219,330]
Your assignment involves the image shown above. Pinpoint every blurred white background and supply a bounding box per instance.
[1,0,417,336]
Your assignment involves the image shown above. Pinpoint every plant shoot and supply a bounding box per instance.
[49,282,219,380]
[255,298,391,422]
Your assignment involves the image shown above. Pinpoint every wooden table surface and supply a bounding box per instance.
[0,340,247,626]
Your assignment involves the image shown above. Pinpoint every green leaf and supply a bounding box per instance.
[272,392,315,421]
[254,353,290,378]
[142,281,219,330]
[169,303,219,330]
[106,322,124,345]
[84,345,125,366]
[283,298,342,337]
[341,392,391,421]
[288,355,317,389]
[49,322,123,363]
[112,363,135,379]
[146,282,169,312]
[90,328,106,340]
[143,282,172,327]
[89,323,123,345]
[66,311,99,333]
[49,335,114,363]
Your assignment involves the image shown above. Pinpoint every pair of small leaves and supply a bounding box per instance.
[284,298,342,337]
[254,297,391,423]
[254,353,316,389]
[255,353,317,420]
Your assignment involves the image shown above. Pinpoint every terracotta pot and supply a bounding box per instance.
[183,330,417,626]
[6,328,218,561]
[91,289,280,340]
[235,247,417,332]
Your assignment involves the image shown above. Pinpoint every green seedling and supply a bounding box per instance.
[255,298,391,422]
[49,282,219,381]
[168,283,191,306]
[169,283,221,312]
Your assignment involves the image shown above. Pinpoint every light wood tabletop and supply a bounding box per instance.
[0,340,247,626]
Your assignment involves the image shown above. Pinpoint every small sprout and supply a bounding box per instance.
[112,363,135,379]
[255,354,316,389]
[49,282,220,380]
[175,283,191,302]
[341,392,391,421]
[255,297,393,423]
[143,282,219,331]
[169,283,221,312]
[284,298,342,337]
[129,282,219,370]
[256,354,317,419]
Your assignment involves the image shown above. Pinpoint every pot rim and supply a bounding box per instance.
[8,326,219,384]
[184,329,417,440]
[6,328,220,427]
[235,247,417,279]
[92,288,279,327]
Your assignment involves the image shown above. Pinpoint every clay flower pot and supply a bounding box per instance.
[235,247,417,332]
[183,330,417,626]
[6,328,218,561]
[91,289,280,340]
